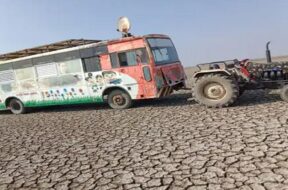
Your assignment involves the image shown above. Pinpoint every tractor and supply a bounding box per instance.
[191,42,288,107]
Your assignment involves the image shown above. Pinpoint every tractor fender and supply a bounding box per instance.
[193,69,231,79]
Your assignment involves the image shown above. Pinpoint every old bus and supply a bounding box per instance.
[0,34,186,114]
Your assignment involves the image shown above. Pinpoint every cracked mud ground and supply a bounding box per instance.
[0,70,288,190]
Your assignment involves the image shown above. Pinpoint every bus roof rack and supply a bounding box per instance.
[0,39,101,61]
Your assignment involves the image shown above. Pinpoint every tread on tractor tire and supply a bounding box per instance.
[280,85,288,102]
[9,98,26,114]
[238,87,245,97]
[192,74,239,108]
[107,89,133,109]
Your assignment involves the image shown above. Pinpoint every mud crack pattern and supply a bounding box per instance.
[0,70,288,190]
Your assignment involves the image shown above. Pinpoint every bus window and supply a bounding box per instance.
[15,66,37,91]
[135,49,148,65]
[15,67,35,81]
[38,77,58,88]
[147,38,179,65]
[153,48,169,63]
[36,63,58,78]
[58,60,83,86]
[111,48,148,68]
[55,50,80,62]
[58,60,82,75]
[110,53,119,68]
[143,66,152,81]
[36,63,59,88]
[0,70,16,93]
[82,56,101,72]
[118,51,136,67]
[0,70,15,83]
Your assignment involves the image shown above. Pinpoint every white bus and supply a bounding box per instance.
[0,39,115,114]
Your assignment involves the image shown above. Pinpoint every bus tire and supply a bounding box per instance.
[192,74,239,108]
[280,85,288,102]
[9,99,26,114]
[107,89,133,109]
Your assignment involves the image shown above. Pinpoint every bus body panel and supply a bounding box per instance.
[84,70,139,100]
[0,73,139,110]
[108,39,145,53]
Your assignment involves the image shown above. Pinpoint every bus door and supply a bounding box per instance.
[110,48,156,98]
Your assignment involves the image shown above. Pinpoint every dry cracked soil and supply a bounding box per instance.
[0,69,288,190]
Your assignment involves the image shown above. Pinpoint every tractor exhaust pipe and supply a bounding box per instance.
[266,41,272,63]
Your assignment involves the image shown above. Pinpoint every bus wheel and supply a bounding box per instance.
[9,99,26,114]
[280,85,288,102]
[107,90,133,109]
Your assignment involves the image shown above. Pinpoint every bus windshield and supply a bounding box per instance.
[147,38,179,66]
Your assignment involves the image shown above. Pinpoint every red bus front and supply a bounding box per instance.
[145,35,186,98]
[106,34,186,100]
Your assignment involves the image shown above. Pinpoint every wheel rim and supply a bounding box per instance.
[112,94,126,106]
[203,82,226,100]
[11,102,21,111]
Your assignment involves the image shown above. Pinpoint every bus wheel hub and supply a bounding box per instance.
[113,95,125,105]
[204,83,226,99]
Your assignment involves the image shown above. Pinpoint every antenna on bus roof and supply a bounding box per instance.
[117,16,132,38]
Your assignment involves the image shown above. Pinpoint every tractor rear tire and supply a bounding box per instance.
[192,74,239,108]
[280,85,288,102]
[238,87,245,97]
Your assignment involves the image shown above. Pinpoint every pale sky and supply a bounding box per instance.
[0,0,288,66]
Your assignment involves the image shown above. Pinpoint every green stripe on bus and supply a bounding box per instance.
[24,96,103,107]
[0,103,6,110]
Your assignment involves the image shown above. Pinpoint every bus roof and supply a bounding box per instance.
[0,39,100,61]
[0,34,170,64]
